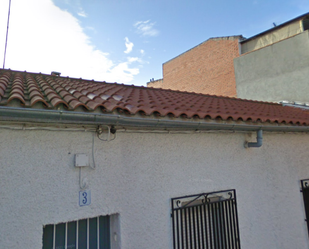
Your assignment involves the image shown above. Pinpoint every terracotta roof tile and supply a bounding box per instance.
[28,85,40,92]
[8,93,25,104]
[29,90,42,99]
[11,82,24,92]
[0,82,7,92]
[11,87,24,96]
[42,85,52,92]
[59,90,70,98]
[1,69,309,125]
[100,94,111,100]
[92,96,104,104]
[30,95,48,106]
[50,98,68,108]
[79,95,90,104]
[69,99,87,109]
[46,92,59,101]
[73,91,83,99]
[86,100,103,110]
[63,95,77,103]
[55,86,64,93]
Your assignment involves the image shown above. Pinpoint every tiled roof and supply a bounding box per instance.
[1,69,309,126]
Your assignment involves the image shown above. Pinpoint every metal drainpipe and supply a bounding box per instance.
[245,129,263,148]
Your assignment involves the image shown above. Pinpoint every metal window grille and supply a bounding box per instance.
[301,179,309,236]
[42,216,110,249]
[171,189,241,249]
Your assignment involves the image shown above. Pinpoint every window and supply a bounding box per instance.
[43,216,110,249]
[301,179,309,237]
[171,189,241,249]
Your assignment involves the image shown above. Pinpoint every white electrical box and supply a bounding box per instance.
[75,153,90,167]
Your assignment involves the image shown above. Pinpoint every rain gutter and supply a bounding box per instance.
[0,106,309,132]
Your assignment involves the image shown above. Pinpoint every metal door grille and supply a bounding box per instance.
[301,179,309,236]
[171,189,241,249]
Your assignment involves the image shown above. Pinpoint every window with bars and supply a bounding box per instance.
[42,216,110,249]
[171,189,241,249]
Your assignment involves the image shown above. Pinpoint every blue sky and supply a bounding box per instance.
[0,0,308,86]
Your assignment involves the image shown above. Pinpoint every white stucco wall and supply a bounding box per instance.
[0,126,309,249]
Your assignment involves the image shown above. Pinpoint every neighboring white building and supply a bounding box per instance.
[235,12,309,103]
[2,69,309,249]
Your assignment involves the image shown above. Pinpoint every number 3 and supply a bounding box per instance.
[82,192,87,204]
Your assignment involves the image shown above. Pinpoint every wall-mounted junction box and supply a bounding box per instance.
[75,154,90,167]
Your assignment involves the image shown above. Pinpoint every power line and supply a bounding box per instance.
[3,0,12,69]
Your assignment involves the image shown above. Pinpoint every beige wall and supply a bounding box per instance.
[235,31,309,102]
[241,21,303,54]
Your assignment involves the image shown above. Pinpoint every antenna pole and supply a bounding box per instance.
[3,0,12,69]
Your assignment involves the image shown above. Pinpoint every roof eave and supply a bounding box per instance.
[0,106,308,132]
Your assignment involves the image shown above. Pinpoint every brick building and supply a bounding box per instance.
[149,13,309,103]
[147,78,163,88]
[148,36,243,97]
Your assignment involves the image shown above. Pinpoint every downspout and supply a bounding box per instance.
[244,129,263,148]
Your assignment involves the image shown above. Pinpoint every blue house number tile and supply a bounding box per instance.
[79,190,91,206]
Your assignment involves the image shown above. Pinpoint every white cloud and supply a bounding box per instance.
[109,61,139,83]
[128,57,145,64]
[77,7,87,17]
[140,49,145,55]
[85,26,97,33]
[0,0,140,84]
[124,37,134,54]
[128,57,139,63]
[134,20,159,37]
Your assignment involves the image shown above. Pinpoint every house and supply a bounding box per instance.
[235,12,309,103]
[2,69,309,248]
[147,36,242,97]
[149,13,309,104]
